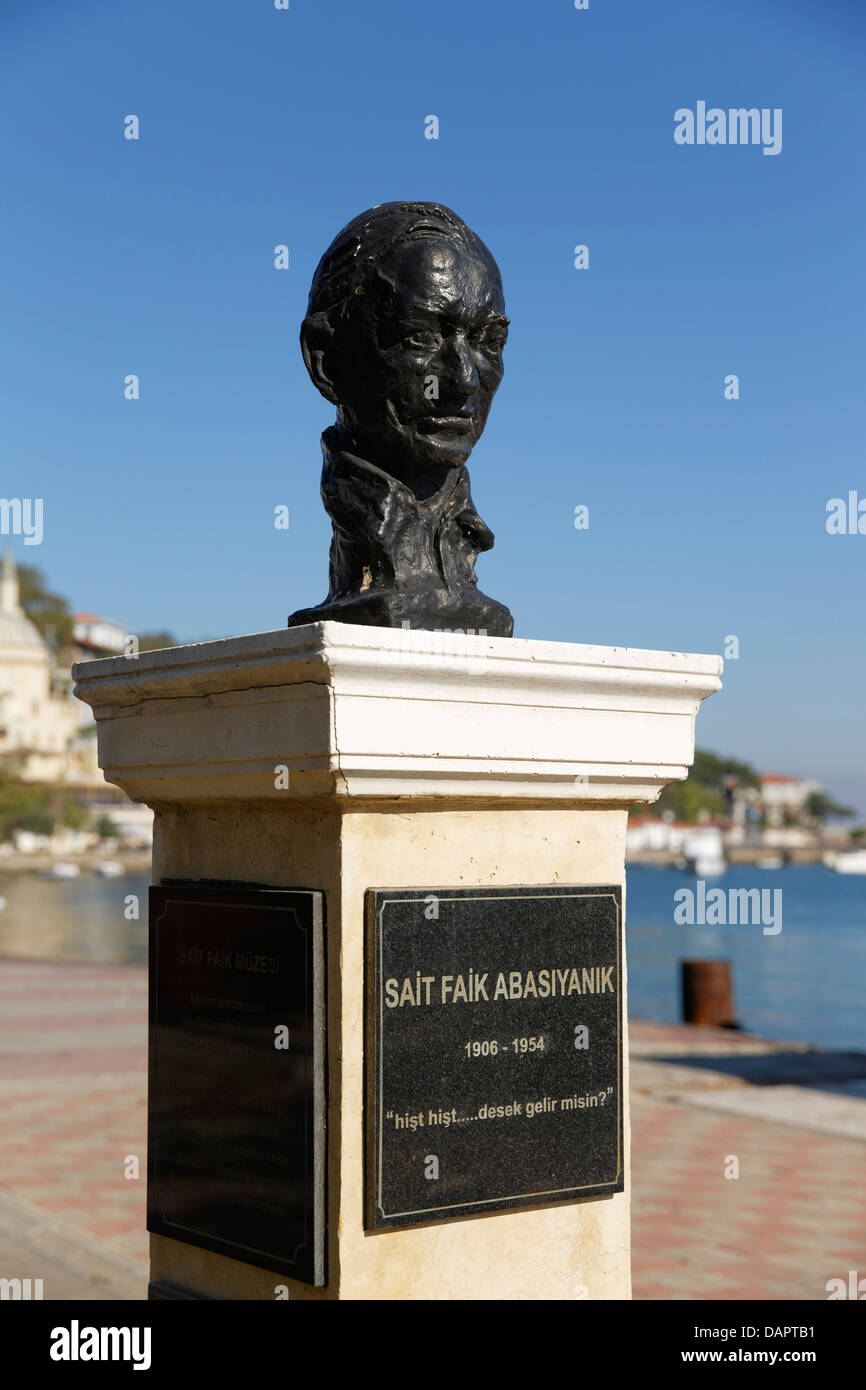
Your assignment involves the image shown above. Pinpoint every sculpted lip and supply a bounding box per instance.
[416,416,474,435]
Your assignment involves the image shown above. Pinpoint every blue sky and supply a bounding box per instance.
[2,0,864,812]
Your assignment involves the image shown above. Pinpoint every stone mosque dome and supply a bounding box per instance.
[0,550,49,655]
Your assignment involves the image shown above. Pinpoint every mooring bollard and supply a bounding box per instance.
[681,959,736,1028]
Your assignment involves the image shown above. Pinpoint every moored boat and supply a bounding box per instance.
[826,849,866,875]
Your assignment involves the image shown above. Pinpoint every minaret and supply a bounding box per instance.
[0,549,22,616]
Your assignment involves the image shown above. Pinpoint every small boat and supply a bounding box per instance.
[46,862,81,880]
[756,856,784,870]
[96,861,125,878]
[828,850,866,875]
[683,829,726,878]
[684,850,727,877]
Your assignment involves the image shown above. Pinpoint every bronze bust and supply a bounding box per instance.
[288,202,514,637]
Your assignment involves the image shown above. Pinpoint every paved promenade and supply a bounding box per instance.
[0,959,147,1299]
[630,1019,866,1300]
[1,958,864,1300]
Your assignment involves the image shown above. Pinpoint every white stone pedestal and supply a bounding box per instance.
[74,622,722,1301]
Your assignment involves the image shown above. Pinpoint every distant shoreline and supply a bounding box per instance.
[0,849,838,872]
[0,851,152,876]
[627,848,827,866]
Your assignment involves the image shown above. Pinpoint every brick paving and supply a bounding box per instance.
[0,959,147,1299]
[630,1019,866,1301]
[1,958,864,1300]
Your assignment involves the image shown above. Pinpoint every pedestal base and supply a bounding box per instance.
[149,805,630,1300]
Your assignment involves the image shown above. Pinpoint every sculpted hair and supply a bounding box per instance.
[306,201,491,321]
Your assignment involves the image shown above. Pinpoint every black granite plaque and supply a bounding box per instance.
[366,885,623,1230]
[148,886,326,1285]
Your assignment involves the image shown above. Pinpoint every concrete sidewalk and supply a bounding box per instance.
[1,958,864,1300]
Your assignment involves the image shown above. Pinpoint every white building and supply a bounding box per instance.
[760,773,822,828]
[0,550,81,783]
[73,612,130,656]
[626,818,725,859]
[0,553,152,847]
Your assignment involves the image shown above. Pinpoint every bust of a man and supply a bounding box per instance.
[287,201,514,637]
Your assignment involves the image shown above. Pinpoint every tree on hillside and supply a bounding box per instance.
[804,791,854,826]
[0,768,54,839]
[643,749,762,824]
[17,565,176,654]
[17,565,74,646]
[138,631,177,652]
[689,751,761,792]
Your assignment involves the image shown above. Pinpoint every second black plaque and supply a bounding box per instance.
[148,885,326,1285]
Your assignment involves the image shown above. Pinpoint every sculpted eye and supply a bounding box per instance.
[403,329,440,351]
[475,322,508,351]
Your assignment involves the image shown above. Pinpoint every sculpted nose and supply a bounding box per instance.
[443,333,479,396]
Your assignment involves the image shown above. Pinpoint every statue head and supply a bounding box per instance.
[300,201,509,497]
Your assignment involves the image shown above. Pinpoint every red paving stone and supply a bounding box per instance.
[629,1020,866,1301]
[0,956,148,1292]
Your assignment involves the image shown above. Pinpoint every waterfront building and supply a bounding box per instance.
[759,773,822,828]
[0,551,151,841]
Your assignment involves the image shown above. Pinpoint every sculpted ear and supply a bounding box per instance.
[300,315,341,406]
